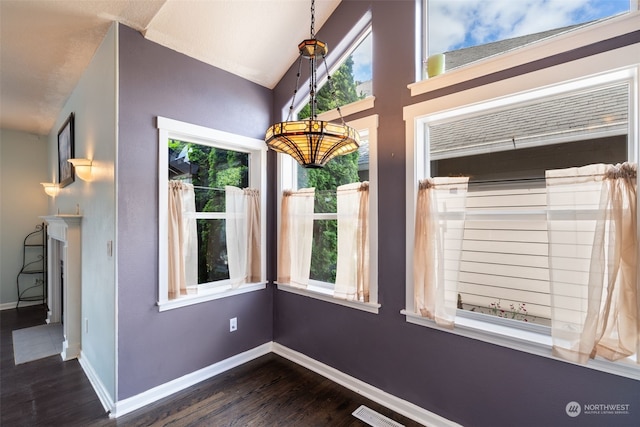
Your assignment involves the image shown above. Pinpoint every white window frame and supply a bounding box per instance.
[404,15,640,380]
[277,111,380,314]
[157,117,267,311]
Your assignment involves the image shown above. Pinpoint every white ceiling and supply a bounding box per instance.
[0,0,340,135]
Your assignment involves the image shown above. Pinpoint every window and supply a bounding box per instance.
[157,117,266,311]
[275,16,377,312]
[405,13,639,379]
[422,0,633,77]
[277,114,379,313]
[429,83,629,328]
[169,140,249,285]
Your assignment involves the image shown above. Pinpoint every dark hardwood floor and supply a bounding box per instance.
[1,304,107,426]
[2,305,423,426]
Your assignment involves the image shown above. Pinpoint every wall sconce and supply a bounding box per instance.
[41,182,60,197]
[68,158,93,181]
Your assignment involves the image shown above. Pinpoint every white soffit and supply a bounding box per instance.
[143,0,340,89]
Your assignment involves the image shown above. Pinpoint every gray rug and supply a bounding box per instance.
[12,323,63,365]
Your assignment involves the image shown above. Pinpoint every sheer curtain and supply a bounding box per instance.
[335,182,369,302]
[225,186,261,288]
[413,177,469,328]
[547,163,638,364]
[278,188,315,288]
[224,185,260,288]
[226,186,246,287]
[245,188,261,283]
[168,180,198,299]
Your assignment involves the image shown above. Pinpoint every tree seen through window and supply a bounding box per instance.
[168,139,248,284]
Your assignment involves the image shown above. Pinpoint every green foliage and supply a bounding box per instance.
[298,56,364,119]
[168,139,185,151]
[300,152,360,282]
[216,168,244,188]
[303,152,359,192]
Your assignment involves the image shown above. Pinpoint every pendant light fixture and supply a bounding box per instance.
[265,0,360,168]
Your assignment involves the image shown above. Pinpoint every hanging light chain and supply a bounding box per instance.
[264,0,360,168]
[310,0,316,38]
[286,55,305,122]
[321,53,348,126]
[310,51,318,119]
[308,0,318,120]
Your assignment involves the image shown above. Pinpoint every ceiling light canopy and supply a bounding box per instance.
[265,0,360,168]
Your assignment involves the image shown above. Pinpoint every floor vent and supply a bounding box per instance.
[352,405,405,427]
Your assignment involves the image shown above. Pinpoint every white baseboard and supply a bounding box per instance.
[272,343,461,427]
[79,352,115,414]
[0,300,42,311]
[99,341,457,426]
[110,342,272,418]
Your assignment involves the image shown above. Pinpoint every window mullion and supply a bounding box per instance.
[313,213,337,220]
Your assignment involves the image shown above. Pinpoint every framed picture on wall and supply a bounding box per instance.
[58,112,75,187]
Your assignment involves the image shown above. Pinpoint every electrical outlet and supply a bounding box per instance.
[85,318,89,334]
[229,317,237,332]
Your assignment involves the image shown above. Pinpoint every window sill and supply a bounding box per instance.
[157,282,266,312]
[277,282,380,314]
[401,309,640,381]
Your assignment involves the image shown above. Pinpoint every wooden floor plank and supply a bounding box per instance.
[1,305,423,426]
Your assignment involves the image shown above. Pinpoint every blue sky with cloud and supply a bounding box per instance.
[351,32,373,83]
[428,0,631,54]
[348,1,630,84]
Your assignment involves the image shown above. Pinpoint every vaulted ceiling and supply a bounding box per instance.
[0,0,340,135]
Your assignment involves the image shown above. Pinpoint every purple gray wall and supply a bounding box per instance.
[114,2,639,424]
[272,1,640,426]
[117,25,273,400]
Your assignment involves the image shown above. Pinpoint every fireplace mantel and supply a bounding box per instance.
[41,215,82,361]
[44,215,82,241]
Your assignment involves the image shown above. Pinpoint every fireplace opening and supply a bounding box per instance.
[44,215,81,361]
